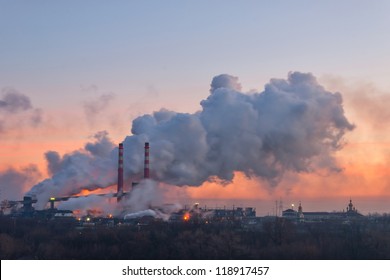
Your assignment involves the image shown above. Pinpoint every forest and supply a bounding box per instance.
[1,215,389,260]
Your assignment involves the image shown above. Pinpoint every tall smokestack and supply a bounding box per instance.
[144,142,150,179]
[117,143,124,202]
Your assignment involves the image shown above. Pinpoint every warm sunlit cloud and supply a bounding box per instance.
[186,172,269,201]
[186,137,390,211]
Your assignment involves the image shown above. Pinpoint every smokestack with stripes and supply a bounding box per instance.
[117,143,124,202]
[144,142,150,179]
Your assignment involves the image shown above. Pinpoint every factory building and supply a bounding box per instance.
[169,203,256,224]
[1,141,367,228]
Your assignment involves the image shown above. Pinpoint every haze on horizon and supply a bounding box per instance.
[0,1,389,215]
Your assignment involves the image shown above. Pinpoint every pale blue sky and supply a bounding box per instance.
[1,0,389,113]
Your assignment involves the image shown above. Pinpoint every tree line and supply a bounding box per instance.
[0,215,389,259]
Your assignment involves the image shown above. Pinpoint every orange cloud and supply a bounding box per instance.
[185,144,390,203]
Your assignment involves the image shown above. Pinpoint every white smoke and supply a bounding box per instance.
[210,74,242,92]
[28,131,117,209]
[57,194,117,217]
[120,180,185,220]
[124,209,157,220]
[129,72,354,186]
[0,165,42,200]
[57,179,183,219]
[27,72,354,210]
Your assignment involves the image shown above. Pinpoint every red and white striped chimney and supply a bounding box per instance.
[117,143,124,202]
[144,142,150,179]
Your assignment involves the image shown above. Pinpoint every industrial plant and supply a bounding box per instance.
[0,141,260,227]
[1,141,388,260]
[0,140,372,230]
[0,141,367,227]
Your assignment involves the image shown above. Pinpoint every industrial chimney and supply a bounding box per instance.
[144,142,150,179]
[117,143,124,202]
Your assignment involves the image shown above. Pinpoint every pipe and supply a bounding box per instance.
[144,142,150,179]
[117,143,124,202]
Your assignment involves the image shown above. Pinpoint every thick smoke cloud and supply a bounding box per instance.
[29,131,117,208]
[130,72,354,185]
[27,72,354,209]
[0,165,42,201]
[0,88,43,133]
[210,74,242,92]
[57,180,183,218]
[57,194,117,217]
[45,151,62,176]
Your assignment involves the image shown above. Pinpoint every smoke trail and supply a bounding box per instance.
[57,194,117,217]
[27,72,354,208]
[0,165,42,201]
[29,131,117,208]
[56,179,184,218]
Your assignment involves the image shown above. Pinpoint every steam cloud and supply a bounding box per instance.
[0,165,42,201]
[27,72,354,210]
[29,131,117,208]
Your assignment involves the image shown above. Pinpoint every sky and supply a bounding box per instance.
[0,0,389,215]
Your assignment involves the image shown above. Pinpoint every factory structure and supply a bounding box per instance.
[1,141,366,227]
[0,142,257,226]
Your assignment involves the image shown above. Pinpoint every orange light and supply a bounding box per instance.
[73,209,82,220]
[183,212,190,221]
[76,185,117,197]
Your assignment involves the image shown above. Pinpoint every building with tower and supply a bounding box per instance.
[282,199,364,222]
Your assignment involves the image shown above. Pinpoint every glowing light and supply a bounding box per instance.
[183,212,190,221]
[50,197,55,201]
[86,217,91,222]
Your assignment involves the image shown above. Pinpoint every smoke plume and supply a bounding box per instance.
[27,72,354,210]
[57,194,117,217]
[129,72,354,185]
[0,165,42,201]
[57,179,182,219]
[29,131,117,208]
